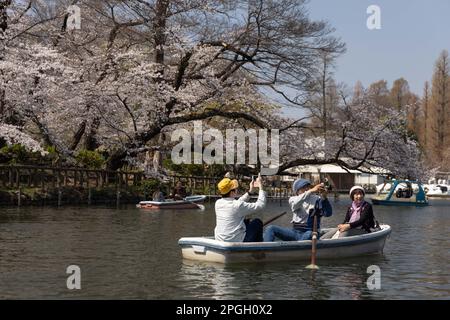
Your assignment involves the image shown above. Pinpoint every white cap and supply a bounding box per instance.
[349,186,365,199]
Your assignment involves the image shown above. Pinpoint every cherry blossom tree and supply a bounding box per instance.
[0,0,423,179]
[277,84,424,179]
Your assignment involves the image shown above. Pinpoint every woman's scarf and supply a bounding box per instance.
[349,200,366,223]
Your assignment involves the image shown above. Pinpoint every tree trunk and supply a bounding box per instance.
[0,88,5,119]
[106,149,128,171]
[153,0,169,65]
[69,120,86,151]
[84,117,101,151]
[0,0,11,33]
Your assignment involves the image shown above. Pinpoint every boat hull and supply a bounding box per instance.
[137,195,206,209]
[371,198,428,206]
[426,194,450,198]
[178,225,391,264]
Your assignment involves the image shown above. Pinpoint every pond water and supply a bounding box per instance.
[0,196,449,299]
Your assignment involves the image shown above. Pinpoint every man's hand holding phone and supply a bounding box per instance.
[250,174,264,192]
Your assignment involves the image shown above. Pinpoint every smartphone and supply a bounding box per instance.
[252,175,257,181]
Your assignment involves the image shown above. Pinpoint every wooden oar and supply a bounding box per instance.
[263,211,287,226]
[305,213,319,270]
[184,198,205,210]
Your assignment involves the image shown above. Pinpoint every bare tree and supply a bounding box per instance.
[430,50,450,166]
[421,81,431,151]
[304,50,341,146]
[390,78,411,111]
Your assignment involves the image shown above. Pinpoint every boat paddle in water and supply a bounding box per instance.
[305,213,319,270]
[137,195,206,210]
[184,197,205,211]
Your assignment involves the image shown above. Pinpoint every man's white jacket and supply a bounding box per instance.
[214,190,266,242]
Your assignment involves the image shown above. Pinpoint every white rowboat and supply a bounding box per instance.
[178,225,391,264]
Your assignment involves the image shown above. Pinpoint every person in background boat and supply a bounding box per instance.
[171,181,188,200]
[322,186,377,239]
[214,176,266,242]
[395,187,404,198]
[152,189,165,202]
[404,182,413,198]
[263,179,332,242]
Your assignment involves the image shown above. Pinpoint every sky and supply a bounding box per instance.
[283,0,450,118]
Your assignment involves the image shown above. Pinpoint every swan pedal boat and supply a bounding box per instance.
[178,224,391,264]
[136,195,206,209]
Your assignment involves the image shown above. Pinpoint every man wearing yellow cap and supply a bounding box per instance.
[214,175,266,242]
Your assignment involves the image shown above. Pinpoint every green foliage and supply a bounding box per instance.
[407,130,419,142]
[0,144,43,164]
[137,179,169,198]
[0,144,67,165]
[44,145,61,165]
[46,146,57,154]
[163,158,226,177]
[163,159,202,176]
[75,150,105,169]
[0,144,31,164]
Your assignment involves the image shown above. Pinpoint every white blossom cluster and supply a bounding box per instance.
[0,123,47,154]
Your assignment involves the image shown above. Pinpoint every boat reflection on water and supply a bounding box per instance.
[178,259,266,300]
[177,255,388,300]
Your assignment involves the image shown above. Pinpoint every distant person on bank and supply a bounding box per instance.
[321,186,377,239]
[263,179,332,241]
[214,176,266,242]
[171,181,187,200]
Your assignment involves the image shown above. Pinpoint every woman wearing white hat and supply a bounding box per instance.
[322,186,377,239]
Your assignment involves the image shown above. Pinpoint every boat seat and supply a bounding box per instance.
[319,230,327,237]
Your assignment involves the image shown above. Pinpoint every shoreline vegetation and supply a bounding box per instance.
[0,187,345,207]
[0,164,293,207]
[0,186,141,207]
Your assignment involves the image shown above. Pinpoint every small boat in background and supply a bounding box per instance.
[423,183,450,198]
[178,225,391,264]
[376,182,420,194]
[136,195,207,209]
[371,180,428,206]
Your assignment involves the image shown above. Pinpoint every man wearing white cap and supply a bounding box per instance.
[263,178,333,241]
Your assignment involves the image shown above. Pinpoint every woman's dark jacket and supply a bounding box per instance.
[343,201,376,232]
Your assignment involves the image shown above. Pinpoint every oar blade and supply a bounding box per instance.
[305,264,319,270]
